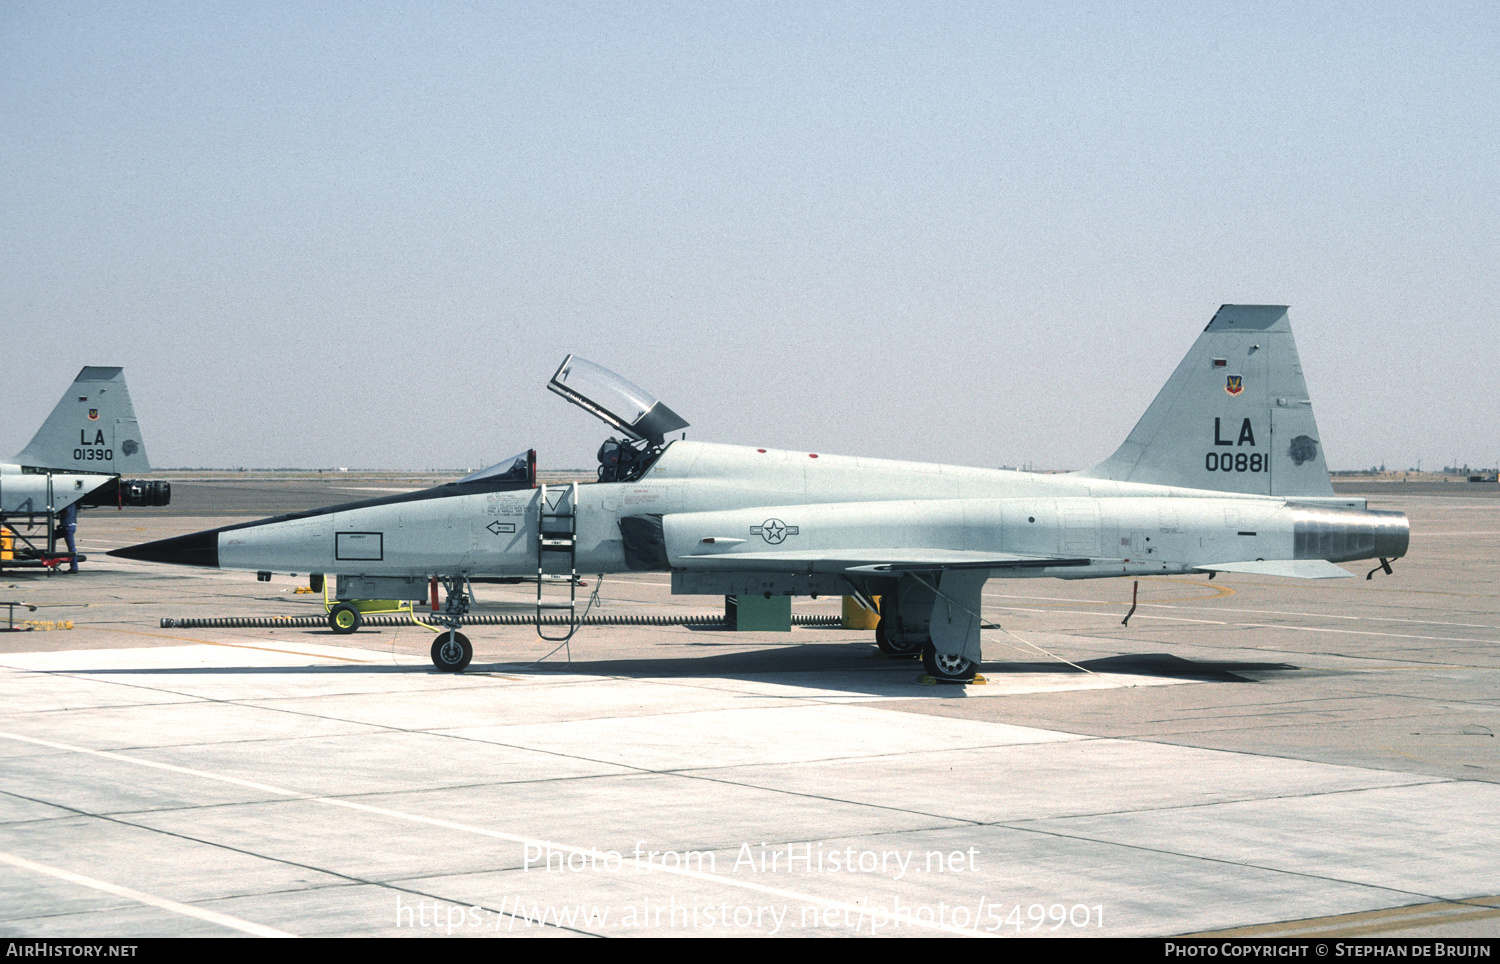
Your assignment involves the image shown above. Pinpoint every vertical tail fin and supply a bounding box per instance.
[14,367,152,474]
[1080,306,1332,497]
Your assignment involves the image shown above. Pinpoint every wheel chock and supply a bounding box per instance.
[917,673,986,686]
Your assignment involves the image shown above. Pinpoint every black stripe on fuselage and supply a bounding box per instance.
[108,477,536,567]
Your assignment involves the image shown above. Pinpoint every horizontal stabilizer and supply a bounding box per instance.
[1194,559,1352,579]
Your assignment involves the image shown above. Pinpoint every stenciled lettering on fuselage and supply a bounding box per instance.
[750,519,799,545]
[74,428,112,463]
[486,520,516,535]
[1207,416,1263,473]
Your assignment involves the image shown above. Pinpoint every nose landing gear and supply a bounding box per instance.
[428,575,473,673]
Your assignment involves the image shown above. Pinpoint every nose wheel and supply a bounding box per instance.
[431,631,473,673]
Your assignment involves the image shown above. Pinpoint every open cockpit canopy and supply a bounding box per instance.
[547,355,688,446]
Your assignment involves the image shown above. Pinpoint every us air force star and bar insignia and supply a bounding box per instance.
[486,520,516,535]
[1224,375,1244,396]
[751,519,799,544]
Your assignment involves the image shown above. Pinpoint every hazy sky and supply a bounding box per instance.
[3,2,1496,472]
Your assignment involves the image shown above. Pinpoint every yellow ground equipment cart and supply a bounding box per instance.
[319,576,416,634]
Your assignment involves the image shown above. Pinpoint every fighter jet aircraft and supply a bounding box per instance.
[3,367,169,568]
[112,306,1408,679]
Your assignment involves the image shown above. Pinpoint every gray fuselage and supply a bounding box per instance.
[210,441,1407,584]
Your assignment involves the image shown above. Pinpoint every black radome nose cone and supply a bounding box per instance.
[109,529,219,568]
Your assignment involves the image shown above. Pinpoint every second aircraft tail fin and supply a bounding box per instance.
[14,367,152,474]
[1079,305,1332,498]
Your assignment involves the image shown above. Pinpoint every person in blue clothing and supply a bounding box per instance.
[56,502,79,573]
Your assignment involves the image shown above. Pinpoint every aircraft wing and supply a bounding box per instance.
[629,502,1095,575]
[673,547,1090,574]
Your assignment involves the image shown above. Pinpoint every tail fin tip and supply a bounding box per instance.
[1204,304,1290,332]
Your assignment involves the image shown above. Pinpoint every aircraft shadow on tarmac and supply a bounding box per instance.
[512,649,1302,684]
[1061,652,1299,683]
[61,646,1300,689]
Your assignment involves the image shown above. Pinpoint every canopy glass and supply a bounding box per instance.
[547,355,688,445]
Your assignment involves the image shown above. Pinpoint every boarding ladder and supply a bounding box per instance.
[536,482,580,642]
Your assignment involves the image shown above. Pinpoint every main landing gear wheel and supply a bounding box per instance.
[922,643,977,683]
[875,618,923,657]
[431,631,473,673]
[328,603,362,635]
